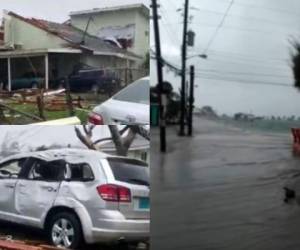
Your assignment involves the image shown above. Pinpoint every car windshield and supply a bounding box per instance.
[112,78,149,104]
[108,158,149,186]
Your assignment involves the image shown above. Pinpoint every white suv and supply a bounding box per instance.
[0,149,150,249]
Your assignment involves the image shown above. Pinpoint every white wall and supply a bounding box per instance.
[134,9,149,61]
[4,14,69,50]
[70,7,149,64]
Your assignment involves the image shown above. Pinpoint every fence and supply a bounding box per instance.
[112,67,148,86]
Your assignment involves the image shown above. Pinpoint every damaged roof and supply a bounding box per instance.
[0,148,146,165]
[0,148,109,164]
[7,11,140,60]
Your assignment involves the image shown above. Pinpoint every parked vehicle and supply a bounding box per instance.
[88,76,149,125]
[11,72,44,90]
[67,68,121,94]
[0,149,150,249]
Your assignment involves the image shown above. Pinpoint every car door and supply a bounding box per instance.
[15,158,66,224]
[0,158,26,219]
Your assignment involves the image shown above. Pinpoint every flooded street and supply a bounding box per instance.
[151,117,300,250]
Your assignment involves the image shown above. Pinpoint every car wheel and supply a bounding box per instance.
[91,84,99,94]
[48,212,83,249]
[31,82,38,89]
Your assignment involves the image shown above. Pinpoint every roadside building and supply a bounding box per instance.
[0,9,142,91]
[69,3,149,75]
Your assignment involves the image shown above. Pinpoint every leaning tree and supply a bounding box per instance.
[74,125,150,156]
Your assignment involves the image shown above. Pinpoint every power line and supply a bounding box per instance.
[194,68,292,79]
[194,22,298,36]
[151,49,291,78]
[160,4,181,45]
[160,18,178,47]
[195,72,292,85]
[202,0,235,54]
[164,0,180,13]
[190,7,300,31]
[151,46,292,81]
[158,2,296,64]
[219,0,300,18]
[204,48,289,63]
[201,55,290,69]
[165,19,300,38]
[194,74,294,88]
[197,57,290,71]
[205,53,289,66]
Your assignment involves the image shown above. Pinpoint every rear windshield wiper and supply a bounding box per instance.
[127,178,149,186]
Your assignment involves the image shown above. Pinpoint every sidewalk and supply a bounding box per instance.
[151,117,300,250]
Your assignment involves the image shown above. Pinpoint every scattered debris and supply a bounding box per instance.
[0,237,60,250]
[0,102,43,122]
[32,116,81,125]
[283,187,296,203]
[0,88,88,124]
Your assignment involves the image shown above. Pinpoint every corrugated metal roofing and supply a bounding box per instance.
[7,11,140,59]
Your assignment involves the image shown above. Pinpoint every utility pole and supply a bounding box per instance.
[151,0,166,152]
[179,0,189,136]
[188,65,194,136]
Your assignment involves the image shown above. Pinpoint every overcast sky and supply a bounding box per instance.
[0,0,149,23]
[151,0,300,117]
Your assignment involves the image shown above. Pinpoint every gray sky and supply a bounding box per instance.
[0,0,149,23]
[151,0,300,117]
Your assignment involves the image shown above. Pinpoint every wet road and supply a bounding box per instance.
[151,117,300,250]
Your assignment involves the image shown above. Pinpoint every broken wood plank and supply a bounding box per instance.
[0,239,41,250]
[43,89,65,96]
[32,116,81,125]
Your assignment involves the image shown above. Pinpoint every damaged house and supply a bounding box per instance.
[70,3,149,69]
[0,8,143,91]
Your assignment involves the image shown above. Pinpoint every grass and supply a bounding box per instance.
[6,102,90,124]
[1,91,110,124]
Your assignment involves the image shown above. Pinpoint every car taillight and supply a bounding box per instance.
[88,113,104,125]
[97,184,131,202]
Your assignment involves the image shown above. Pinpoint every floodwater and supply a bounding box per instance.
[151,118,300,250]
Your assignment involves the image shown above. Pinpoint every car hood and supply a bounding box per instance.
[93,98,149,125]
